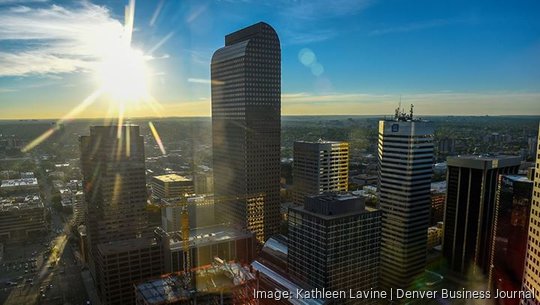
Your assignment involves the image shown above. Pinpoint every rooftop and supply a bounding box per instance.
[135,261,255,305]
[291,193,380,220]
[501,174,533,183]
[153,174,192,183]
[447,154,521,169]
[159,224,253,251]
[0,194,43,211]
[97,237,157,256]
[1,178,38,188]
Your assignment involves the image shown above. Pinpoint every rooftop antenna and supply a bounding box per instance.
[394,95,402,120]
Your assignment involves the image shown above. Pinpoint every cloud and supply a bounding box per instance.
[0,0,48,4]
[0,87,17,93]
[282,91,540,115]
[276,0,372,45]
[280,0,373,20]
[0,2,125,77]
[369,18,468,36]
[283,29,337,45]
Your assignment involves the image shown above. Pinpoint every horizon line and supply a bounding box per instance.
[1,114,540,121]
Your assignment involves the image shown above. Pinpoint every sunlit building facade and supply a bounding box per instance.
[211,22,281,244]
[521,125,540,305]
[378,111,434,290]
[151,174,194,203]
[292,140,349,205]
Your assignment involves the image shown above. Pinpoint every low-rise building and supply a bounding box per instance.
[0,178,39,195]
[427,222,443,250]
[95,237,164,305]
[0,194,46,240]
[152,174,194,203]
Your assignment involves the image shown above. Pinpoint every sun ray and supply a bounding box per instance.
[148,31,174,54]
[148,121,166,155]
[21,88,103,152]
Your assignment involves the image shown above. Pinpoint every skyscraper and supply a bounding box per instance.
[211,22,281,244]
[288,193,381,305]
[489,175,532,305]
[378,106,434,290]
[442,155,520,277]
[80,125,158,304]
[80,125,148,252]
[292,140,349,205]
[521,124,540,305]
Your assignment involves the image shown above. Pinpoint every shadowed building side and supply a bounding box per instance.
[80,125,153,305]
[442,155,520,278]
[211,22,281,245]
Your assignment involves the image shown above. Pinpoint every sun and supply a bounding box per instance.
[97,44,151,104]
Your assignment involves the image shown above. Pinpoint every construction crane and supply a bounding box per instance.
[180,197,192,289]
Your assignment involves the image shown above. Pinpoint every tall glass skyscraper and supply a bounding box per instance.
[442,155,520,277]
[80,125,159,305]
[377,107,434,290]
[211,22,281,244]
[80,125,148,253]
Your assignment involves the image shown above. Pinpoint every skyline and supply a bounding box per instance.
[0,0,539,119]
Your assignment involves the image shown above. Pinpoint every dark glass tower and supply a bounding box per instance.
[288,193,381,305]
[80,125,156,305]
[80,126,148,268]
[211,22,281,244]
[442,155,520,277]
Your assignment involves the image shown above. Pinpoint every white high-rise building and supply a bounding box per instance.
[292,140,349,205]
[378,106,434,290]
[521,123,540,305]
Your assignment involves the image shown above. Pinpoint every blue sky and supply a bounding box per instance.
[0,0,539,118]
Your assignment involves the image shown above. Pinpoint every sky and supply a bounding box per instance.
[0,0,539,119]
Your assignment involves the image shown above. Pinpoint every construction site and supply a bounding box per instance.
[134,258,258,305]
